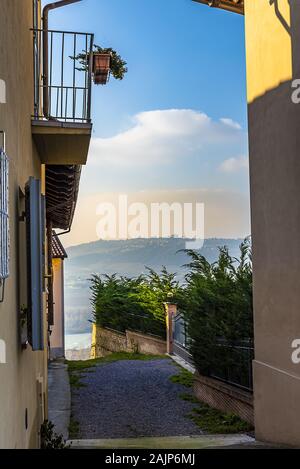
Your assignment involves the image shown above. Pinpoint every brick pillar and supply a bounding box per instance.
[164,303,177,354]
[91,323,97,359]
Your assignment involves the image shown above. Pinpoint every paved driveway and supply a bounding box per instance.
[71,359,204,439]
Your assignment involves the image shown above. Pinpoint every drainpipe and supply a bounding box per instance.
[47,219,54,327]
[42,0,83,119]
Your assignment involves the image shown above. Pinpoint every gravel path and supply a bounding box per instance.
[71,359,204,439]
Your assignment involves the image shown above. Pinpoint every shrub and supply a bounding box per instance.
[40,421,69,449]
[179,238,253,376]
[90,267,180,338]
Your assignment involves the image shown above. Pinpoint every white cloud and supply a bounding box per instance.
[89,109,244,167]
[219,118,242,130]
[219,156,249,173]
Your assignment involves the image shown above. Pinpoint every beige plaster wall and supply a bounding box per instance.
[0,0,47,449]
[245,0,300,446]
[50,259,65,359]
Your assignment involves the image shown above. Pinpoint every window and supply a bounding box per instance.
[0,144,9,283]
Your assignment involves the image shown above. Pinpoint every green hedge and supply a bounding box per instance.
[90,238,253,378]
[90,267,180,339]
[178,238,253,377]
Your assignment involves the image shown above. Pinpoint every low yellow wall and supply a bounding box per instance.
[91,326,127,358]
[126,330,166,356]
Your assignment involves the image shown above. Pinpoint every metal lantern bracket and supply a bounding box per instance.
[0,279,5,304]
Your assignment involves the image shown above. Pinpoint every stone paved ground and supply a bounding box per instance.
[48,361,71,440]
[71,358,204,440]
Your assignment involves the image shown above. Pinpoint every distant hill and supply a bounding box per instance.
[64,238,243,334]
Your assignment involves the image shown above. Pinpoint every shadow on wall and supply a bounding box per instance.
[271,0,300,76]
[248,0,300,445]
[249,1,300,360]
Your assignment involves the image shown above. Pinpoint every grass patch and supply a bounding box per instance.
[177,385,253,434]
[188,404,253,434]
[169,368,194,388]
[69,372,86,389]
[67,352,168,373]
[68,414,80,439]
[178,392,200,404]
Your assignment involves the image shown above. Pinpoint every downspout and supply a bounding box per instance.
[47,219,54,328]
[42,0,83,119]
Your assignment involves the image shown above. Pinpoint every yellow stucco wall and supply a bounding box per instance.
[245,0,292,102]
[0,0,47,449]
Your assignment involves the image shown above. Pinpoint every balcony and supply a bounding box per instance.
[31,28,94,165]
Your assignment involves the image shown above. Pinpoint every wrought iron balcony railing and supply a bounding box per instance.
[33,28,94,124]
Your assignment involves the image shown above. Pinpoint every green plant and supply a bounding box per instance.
[69,372,87,389]
[40,421,69,449]
[72,45,128,80]
[169,368,194,388]
[177,391,253,433]
[179,237,253,377]
[178,392,199,404]
[68,415,80,440]
[90,267,180,338]
[187,404,253,434]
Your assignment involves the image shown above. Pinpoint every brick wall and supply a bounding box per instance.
[91,325,166,358]
[193,372,254,425]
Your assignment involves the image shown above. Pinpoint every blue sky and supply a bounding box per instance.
[47,0,247,135]
[44,0,250,245]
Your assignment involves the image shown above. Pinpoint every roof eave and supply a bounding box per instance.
[192,0,244,15]
[46,165,82,231]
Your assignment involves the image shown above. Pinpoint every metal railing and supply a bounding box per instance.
[32,28,94,123]
[173,313,191,349]
[209,339,254,392]
[173,311,254,392]
[173,313,194,365]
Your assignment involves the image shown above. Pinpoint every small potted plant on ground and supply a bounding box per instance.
[72,45,128,85]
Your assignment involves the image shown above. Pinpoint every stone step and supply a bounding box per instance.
[68,434,257,449]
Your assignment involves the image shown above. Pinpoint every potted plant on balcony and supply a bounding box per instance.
[72,45,128,85]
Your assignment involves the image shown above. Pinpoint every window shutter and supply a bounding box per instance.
[25,177,44,351]
[0,148,9,281]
